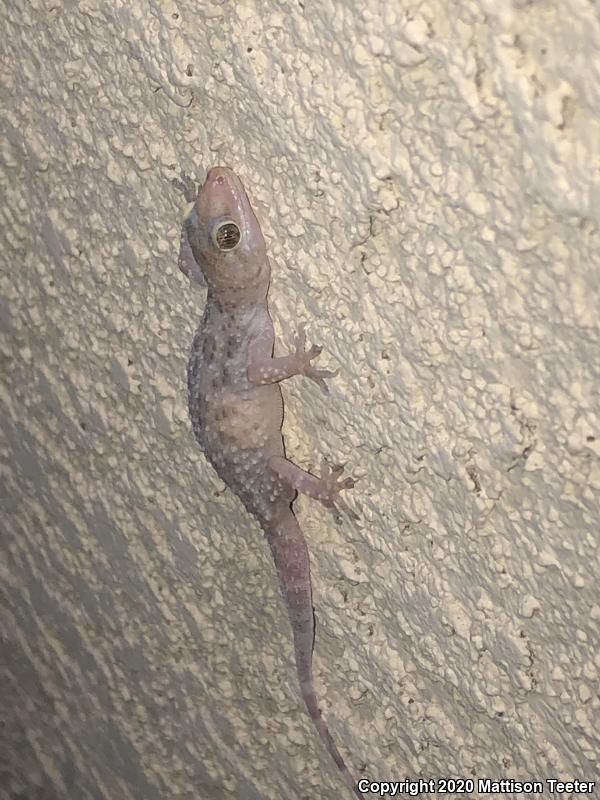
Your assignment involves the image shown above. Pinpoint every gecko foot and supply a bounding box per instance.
[294,324,337,394]
[316,459,358,521]
[172,172,198,203]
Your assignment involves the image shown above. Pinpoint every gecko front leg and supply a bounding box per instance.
[248,324,337,392]
[174,175,206,286]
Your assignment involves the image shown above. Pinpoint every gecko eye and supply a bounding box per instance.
[211,218,241,251]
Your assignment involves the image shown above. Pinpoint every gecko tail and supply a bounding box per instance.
[265,513,363,798]
[299,677,365,799]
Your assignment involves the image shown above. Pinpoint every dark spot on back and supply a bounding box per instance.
[202,334,215,361]
[226,335,238,358]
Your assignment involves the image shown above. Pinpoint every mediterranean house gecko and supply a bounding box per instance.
[174,166,363,798]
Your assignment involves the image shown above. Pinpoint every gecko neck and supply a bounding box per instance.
[207,283,270,313]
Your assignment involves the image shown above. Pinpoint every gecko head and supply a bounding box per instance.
[186,166,270,298]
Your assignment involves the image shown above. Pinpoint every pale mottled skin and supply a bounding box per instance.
[175,167,362,798]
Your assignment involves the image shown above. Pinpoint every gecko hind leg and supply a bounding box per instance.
[269,455,357,520]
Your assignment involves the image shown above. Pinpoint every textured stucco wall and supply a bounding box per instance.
[1,1,599,799]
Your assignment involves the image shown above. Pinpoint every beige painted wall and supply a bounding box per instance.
[1,1,598,798]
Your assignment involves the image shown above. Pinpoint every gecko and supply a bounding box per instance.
[174,166,363,798]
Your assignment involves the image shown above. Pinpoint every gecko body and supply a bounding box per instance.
[176,167,362,798]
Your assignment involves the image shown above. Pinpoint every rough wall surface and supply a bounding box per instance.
[1,1,598,799]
